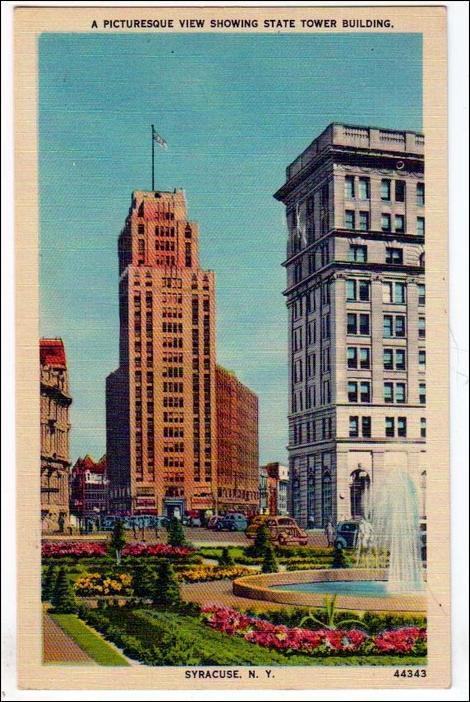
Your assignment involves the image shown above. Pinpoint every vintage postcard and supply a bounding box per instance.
[13,3,451,691]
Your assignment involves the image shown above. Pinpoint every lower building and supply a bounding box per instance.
[70,454,109,522]
[215,366,259,515]
[261,462,289,515]
[40,338,72,532]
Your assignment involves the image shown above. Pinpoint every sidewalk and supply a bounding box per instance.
[43,612,95,664]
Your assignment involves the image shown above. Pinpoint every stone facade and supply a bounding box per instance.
[274,123,426,528]
[40,338,72,532]
[106,190,218,517]
[215,365,259,515]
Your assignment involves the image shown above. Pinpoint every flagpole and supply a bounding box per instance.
[151,124,155,191]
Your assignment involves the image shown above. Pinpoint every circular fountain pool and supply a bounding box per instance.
[232,569,426,612]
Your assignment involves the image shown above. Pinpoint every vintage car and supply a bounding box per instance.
[246,515,308,546]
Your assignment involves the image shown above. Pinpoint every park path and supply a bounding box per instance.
[43,612,95,664]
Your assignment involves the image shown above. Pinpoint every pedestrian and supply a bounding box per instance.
[325,519,335,547]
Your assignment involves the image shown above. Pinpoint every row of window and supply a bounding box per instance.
[349,415,426,438]
[347,380,426,404]
[344,211,425,236]
[345,176,424,206]
[347,312,426,338]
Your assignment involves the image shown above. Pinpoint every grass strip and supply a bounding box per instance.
[51,613,129,666]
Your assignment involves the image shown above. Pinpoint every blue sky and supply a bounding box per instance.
[39,32,422,464]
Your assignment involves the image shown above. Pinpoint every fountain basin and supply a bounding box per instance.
[232,569,426,612]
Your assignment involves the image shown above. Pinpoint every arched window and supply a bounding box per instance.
[419,252,425,268]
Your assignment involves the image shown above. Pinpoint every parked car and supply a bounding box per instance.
[247,515,308,546]
[216,513,248,532]
[334,520,362,549]
[207,515,224,530]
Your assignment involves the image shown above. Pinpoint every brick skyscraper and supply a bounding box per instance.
[274,124,426,528]
[107,189,217,517]
[215,365,259,515]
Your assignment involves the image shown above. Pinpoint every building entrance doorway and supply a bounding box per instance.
[350,469,371,519]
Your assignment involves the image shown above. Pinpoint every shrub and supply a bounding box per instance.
[246,524,271,558]
[51,567,77,614]
[167,517,188,548]
[218,547,235,567]
[74,572,132,597]
[109,520,126,565]
[153,559,181,606]
[132,563,157,598]
[42,565,57,601]
[178,566,252,583]
[262,544,279,573]
[331,544,348,569]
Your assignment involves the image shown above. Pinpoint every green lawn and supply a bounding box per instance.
[51,613,129,666]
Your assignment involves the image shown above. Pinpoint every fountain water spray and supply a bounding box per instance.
[357,467,424,593]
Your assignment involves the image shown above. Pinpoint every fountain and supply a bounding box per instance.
[233,466,426,612]
[360,467,425,593]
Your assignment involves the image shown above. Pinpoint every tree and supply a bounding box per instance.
[152,559,181,607]
[51,567,76,614]
[167,517,187,548]
[218,546,234,567]
[247,524,271,558]
[42,565,57,602]
[109,519,126,565]
[132,564,156,599]
[262,543,279,573]
[331,543,348,569]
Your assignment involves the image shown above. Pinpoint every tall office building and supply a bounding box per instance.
[274,124,426,528]
[106,189,217,517]
[215,365,259,515]
[40,338,72,532]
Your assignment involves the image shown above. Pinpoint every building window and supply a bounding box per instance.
[349,416,359,437]
[347,313,370,336]
[418,317,426,338]
[360,348,371,369]
[348,245,367,263]
[345,210,355,229]
[344,176,355,199]
[347,347,357,369]
[386,247,403,264]
[418,284,426,305]
[307,320,315,345]
[384,382,393,403]
[360,382,371,403]
[419,383,426,404]
[348,382,358,403]
[381,213,392,232]
[396,383,406,403]
[359,211,369,231]
[397,417,407,437]
[362,416,372,438]
[383,315,393,338]
[358,177,370,200]
[385,417,395,437]
[420,417,427,438]
[417,182,425,206]
[294,262,302,284]
[395,282,406,304]
[381,179,391,201]
[395,214,405,233]
[348,381,370,403]
[395,180,406,202]
[384,348,406,370]
[307,353,316,378]
[419,350,426,368]
[396,349,406,370]
[308,254,316,274]
[383,315,406,338]
[346,279,369,302]
[417,217,425,237]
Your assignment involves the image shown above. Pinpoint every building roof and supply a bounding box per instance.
[73,454,107,474]
[40,338,66,368]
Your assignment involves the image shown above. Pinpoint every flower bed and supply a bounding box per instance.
[74,572,133,597]
[42,542,107,559]
[201,606,426,657]
[42,541,194,560]
[178,566,253,583]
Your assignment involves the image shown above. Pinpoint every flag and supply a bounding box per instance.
[296,202,307,246]
[153,130,168,149]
